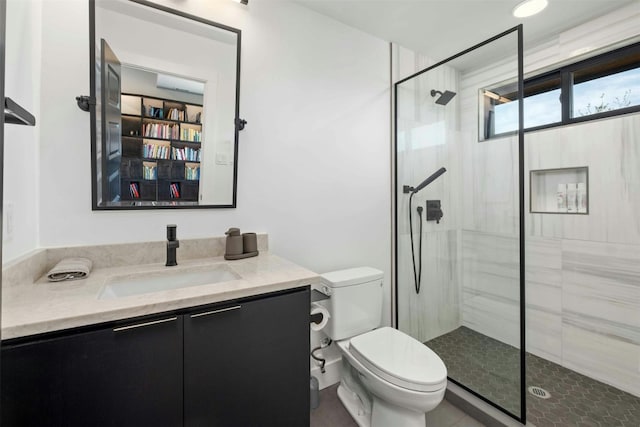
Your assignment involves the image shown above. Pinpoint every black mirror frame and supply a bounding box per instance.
[88,0,242,210]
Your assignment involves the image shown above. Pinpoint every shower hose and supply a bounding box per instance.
[409,193,423,294]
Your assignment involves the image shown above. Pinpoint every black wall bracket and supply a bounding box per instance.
[235,118,247,131]
[5,97,36,126]
[75,95,96,112]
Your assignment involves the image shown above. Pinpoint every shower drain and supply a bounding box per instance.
[528,386,551,399]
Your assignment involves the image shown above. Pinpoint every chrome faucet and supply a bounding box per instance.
[166,224,179,267]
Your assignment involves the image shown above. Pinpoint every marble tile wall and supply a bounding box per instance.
[395,52,463,344]
[524,237,563,364]
[462,231,640,397]
[397,231,460,343]
[561,239,640,396]
[461,230,520,348]
[396,37,640,398]
[456,71,640,396]
[526,115,640,245]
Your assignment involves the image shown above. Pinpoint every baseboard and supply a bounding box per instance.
[310,356,341,390]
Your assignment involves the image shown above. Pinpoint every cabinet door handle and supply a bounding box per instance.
[113,316,178,332]
[190,305,241,318]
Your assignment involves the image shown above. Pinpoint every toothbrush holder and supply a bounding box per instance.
[242,233,258,254]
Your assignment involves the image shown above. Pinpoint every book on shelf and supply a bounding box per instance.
[166,108,185,121]
[185,164,200,180]
[169,183,181,198]
[129,182,140,199]
[143,122,178,140]
[145,106,164,119]
[180,128,202,142]
[143,142,171,160]
[171,146,201,162]
[143,162,157,180]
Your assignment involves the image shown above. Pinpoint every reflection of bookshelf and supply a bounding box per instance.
[119,93,203,202]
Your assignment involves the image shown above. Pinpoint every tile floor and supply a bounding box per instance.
[310,384,486,427]
[426,326,640,427]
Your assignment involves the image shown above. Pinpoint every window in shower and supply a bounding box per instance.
[481,73,561,139]
[572,62,640,118]
[481,40,640,141]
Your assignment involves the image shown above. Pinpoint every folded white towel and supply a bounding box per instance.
[47,258,93,282]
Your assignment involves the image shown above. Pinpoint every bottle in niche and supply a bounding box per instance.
[566,183,577,213]
[577,182,587,213]
[556,184,567,212]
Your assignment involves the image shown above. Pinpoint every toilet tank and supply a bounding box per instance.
[317,267,383,341]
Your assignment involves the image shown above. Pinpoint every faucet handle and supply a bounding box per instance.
[167,224,177,241]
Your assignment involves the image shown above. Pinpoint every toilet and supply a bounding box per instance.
[317,267,447,427]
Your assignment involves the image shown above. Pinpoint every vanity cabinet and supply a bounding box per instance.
[184,288,310,427]
[1,314,183,427]
[1,287,310,427]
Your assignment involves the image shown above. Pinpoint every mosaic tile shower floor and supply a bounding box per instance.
[426,327,640,427]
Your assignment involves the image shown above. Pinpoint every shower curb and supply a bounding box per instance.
[445,382,530,427]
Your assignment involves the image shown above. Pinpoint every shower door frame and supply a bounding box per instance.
[392,25,526,424]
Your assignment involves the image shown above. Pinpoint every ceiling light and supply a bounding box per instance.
[513,0,548,18]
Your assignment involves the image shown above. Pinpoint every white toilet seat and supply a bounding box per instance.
[336,335,447,425]
[348,327,447,392]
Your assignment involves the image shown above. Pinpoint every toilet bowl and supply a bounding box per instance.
[335,327,447,427]
[316,267,447,427]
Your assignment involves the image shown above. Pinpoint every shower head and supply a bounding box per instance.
[431,89,457,106]
[412,167,446,195]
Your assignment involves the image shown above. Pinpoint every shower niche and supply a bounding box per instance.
[530,166,589,214]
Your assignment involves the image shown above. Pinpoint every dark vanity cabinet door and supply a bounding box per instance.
[184,288,310,427]
[2,315,183,427]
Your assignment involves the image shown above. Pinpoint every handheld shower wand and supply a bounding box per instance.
[403,167,446,195]
[411,167,446,194]
[407,167,446,294]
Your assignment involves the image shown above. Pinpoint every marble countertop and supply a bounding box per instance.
[2,253,320,340]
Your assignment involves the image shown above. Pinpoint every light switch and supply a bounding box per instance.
[216,153,229,165]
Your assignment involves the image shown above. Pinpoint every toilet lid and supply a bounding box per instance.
[349,327,447,392]
[321,267,383,288]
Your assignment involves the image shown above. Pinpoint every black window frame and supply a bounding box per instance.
[483,40,640,140]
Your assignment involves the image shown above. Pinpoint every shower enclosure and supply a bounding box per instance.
[395,24,640,427]
[394,27,525,422]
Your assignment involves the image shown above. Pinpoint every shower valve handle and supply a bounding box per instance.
[426,200,443,224]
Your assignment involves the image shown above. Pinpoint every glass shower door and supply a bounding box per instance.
[394,27,525,422]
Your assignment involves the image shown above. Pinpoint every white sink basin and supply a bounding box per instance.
[98,264,240,299]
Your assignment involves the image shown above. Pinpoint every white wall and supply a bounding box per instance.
[10,0,391,332]
[120,67,203,105]
[3,0,42,262]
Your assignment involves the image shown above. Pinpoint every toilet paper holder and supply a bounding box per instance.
[309,289,330,329]
[310,312,324,325]
[310,289,330,325]
[311,289,330,302]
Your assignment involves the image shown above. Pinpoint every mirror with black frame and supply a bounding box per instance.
[90,0,241,209]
